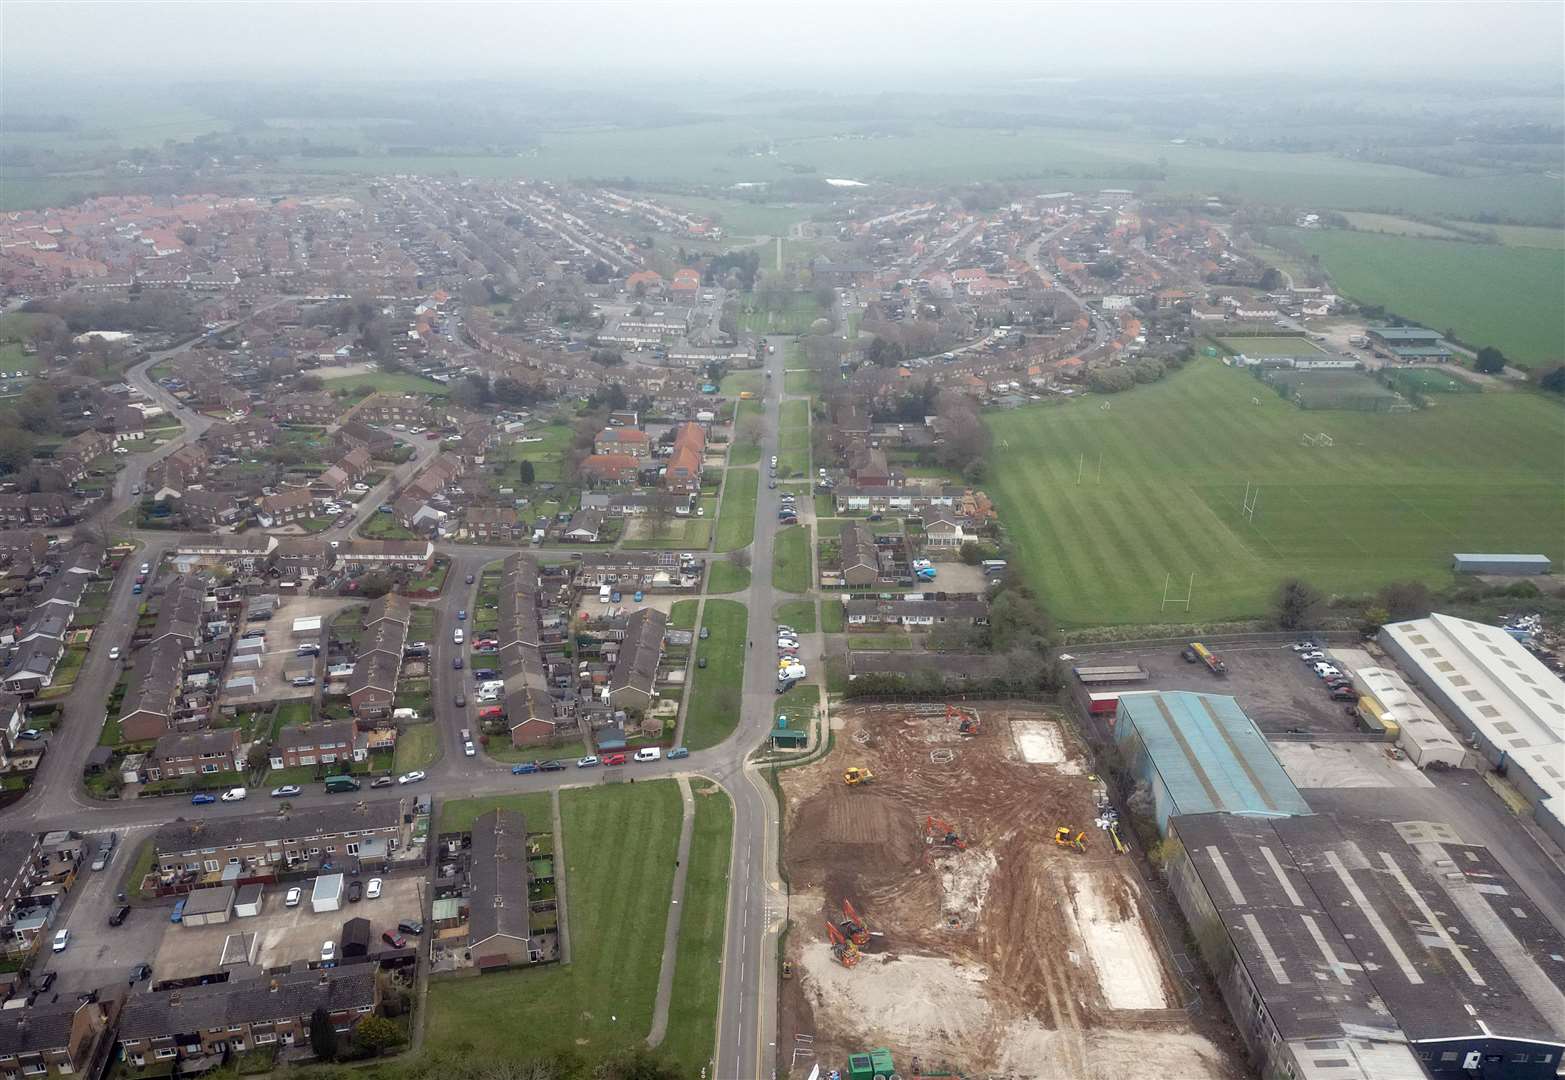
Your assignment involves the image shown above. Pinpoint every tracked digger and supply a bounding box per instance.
[826,919,861,967]
[839,899,870,946]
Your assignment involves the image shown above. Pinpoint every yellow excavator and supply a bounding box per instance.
[844,767,874,786]
[1054,825,1087,853]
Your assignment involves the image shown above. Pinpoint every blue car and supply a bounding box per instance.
[170,898,186,923]
[458,609,467,621]
[190,793,217,805]
[667,747,689,759]
[511,762,538,775]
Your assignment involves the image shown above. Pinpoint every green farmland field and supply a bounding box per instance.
[985,359,1565,627]
[1285,229,1565,368]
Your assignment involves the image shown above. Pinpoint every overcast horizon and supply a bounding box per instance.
[4,0,1563,87]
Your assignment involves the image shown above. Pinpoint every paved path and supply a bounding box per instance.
[646,776,696,1047]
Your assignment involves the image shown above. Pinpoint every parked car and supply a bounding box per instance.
[464,741,476,757]
[458,609,467,621]
[398,771,426,785]
[51,929,70,953]
[371,775,395,789]
[170,899,187,923]
[512,762,538,775]
[190,793,217,805]
[1290,641,1318,651]
[366,878,382,900]
[109,905,131,927]
[455,692,466,708]
[1299,650,1326,662]
[1329,687,1358,702]
[129,963,153,983]
[285,887,303,908]
[453,655,464,669]
[108,646,120,660]
[381,931,408,949]
[465,574,476,584]
[603,753,627,766]
[577,756,600,769]
[538,759,565,772]
[347,880,363,903]
[697,656,707,669]
[633,591,644,602]
[33,972,54,994]
[776,625,796,636]
[15,729,42,741]
[220,787,247,802]
[320,941,336,962]
[633,747,661,763]
[1313,662,1342,678]
[270,785,302,798]
[397,919,423,936]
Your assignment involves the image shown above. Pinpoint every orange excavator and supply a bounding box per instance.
[840,899,870,946]
[950,704,980,737]
[826,919,860,967]
[925,815,968,850]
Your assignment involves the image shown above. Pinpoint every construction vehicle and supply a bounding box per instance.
[1053,825,1086,852]
[1107,821,1128,855]
[925,816,968,850]
[840,899,870,946]
[950,704,980,737]
[826,919,860,967]
[781,960,793,980]
[1191,642,1227,675]
[843,766,874,786]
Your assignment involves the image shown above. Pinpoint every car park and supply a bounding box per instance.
[398,771,425,785]
[366,878,383,899]
[190,793,216,805]
[270,785,302,798]
[285,888,303,908]
[577,756,600,768]
[633,747,661,763]
[603,753,627,766]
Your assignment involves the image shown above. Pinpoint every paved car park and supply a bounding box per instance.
[35,829,168,993]
[1270,740,1434,790]
[154,873,423,978]
[1072,638,1363,734]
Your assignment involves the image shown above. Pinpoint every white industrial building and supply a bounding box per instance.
[1380,612,1565,847]
[1353,666,1466,769]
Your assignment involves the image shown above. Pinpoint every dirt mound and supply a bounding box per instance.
[788,788,923,886]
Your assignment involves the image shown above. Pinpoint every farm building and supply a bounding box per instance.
[1379,613,1565,848]
[179,885,234,927]
[1452,553,1552,576]
[1112,691,1310,834]
[1167,812,1565,1080]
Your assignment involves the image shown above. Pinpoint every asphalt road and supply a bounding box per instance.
[7,317,789,1077]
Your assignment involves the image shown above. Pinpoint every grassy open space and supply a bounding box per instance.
[1285,229,1565,367]
[684,599,747,751]
[719,369,762,396]
[774,599,817,634]
[669,599,699,631]
[320,371,451,397]
[622,516,711,550]
[486,739,589,766]
[820,598,845,633]
[785,370,821,396]
[772,525,812,594]
[740,294,828,335]
[391,724,439,773]
[1215,335,1326,357]
[436,791,555,837]
[426,783,682,1062]
[660,782,734,1075]
[985,358,1565,627]
[713,469,758,552]
[706,560,750,593]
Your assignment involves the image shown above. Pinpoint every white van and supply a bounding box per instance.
[633,747,661,763]
[598,585,611,605]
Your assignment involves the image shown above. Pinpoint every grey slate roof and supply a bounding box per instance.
[117,967,376,1041]
[467,810,531,947]
[154,803,401,856]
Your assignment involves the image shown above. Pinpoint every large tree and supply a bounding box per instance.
[308,1006,338,1061]
[1272,578,1325,630]
[1474,346,1506,374]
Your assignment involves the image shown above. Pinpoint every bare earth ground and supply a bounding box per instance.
[778,702,1244,1079]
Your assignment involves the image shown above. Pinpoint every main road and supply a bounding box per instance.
[7,316,791,1077]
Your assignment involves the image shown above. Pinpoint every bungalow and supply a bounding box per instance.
[562,510,604,544]
[919,510,971,549]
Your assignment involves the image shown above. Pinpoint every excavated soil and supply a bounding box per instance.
[778,701,1243,1079]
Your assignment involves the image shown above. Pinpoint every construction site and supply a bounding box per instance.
[777,702,1243,1080]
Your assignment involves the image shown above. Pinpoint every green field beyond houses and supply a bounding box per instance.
[985,359,1565,627]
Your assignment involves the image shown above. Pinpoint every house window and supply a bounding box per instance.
[345,843,359,856]
[22,1064,46,1076]
[325,846,336,854]
[1440,1052,1458,1063]
[155,1050,177,1060]
[253,1034,275,1045]
[203,860,219,872]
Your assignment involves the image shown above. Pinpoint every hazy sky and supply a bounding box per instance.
[4,1,1562,84]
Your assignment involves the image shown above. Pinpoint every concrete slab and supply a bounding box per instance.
[1272,741,1434,790]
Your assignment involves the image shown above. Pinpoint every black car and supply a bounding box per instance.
[34,972,55,993]
[455,693,466,708]
[348,880,363,903]
[129,963,152,983]
[538,759,566,772]
[397,919,424,936]
[109,905,131,927]
[465,574,475,584]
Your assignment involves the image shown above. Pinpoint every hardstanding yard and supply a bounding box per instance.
[777,702,1242,1079]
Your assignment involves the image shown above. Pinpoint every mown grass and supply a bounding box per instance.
[660,782,734,1074]
[714,469,757,553]
[771,525,812,594]
[683,600,747,751]
[985,358,1565,626]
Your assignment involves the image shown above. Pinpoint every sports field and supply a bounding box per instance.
[984,359,1565,627]
[1216,335,1327,357]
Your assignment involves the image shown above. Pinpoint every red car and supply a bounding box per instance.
[424,431,440,440]
[603,753,627,766]
[381,931,407,949]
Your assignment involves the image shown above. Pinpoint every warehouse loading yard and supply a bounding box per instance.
[777,702,1242,1079]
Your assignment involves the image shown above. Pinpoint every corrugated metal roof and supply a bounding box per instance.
[1118,691,1310,819]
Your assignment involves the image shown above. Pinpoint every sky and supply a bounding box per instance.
[3,0,1562,85]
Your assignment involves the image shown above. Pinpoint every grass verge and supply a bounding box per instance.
[684,600,747,751]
